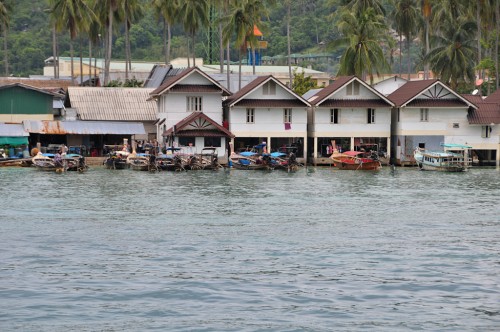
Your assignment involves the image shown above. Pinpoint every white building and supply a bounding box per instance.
[223,75,311,161]
[149,67,233,159]
[388,79,479,165]
[307,76,395,165]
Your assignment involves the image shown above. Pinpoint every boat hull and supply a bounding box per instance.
[332,158,381,170]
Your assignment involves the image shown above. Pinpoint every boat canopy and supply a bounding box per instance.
[343,151,363,156]
[441,143,472,149]
[270,152,287,158]
[240,151,257,157]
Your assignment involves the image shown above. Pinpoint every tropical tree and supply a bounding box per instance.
[152,0,179,65]
[0,0,12,76]
[421,0,432,79]
[177,0,210,67]
[329,7,390,83]
[286,0,292,87]
[49,0,96,84]
[330,0,385,16]
[122,0,143,80]
[222,0,254,89]
[425,17,477,90]
[391,0,420,79]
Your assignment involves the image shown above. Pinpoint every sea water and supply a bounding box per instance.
[0,166,499,331]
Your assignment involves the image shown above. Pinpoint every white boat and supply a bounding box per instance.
[414,144,472,172]
[127,153,151,171]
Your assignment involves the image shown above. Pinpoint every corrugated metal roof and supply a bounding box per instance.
[23,120,146,135]
[0,123,29,137]
[67,87,156,121]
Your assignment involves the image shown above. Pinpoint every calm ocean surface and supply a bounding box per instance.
[0,166,499,331]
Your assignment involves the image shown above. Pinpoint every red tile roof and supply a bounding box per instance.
[232,99,308,108]
[308,76,393,107]
[406,99,469,107]
[163,112,234,138]
[224,75,310,107]
[485,88,500,103]
[387,79,439,106]
[308,76,355,105]
[318,99,393,108]
[169,84,225,93]
[462,94,484,105]
[150,66,231,97]
[467,102,500,124]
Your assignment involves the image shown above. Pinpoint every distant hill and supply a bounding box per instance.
[0,0,393,77]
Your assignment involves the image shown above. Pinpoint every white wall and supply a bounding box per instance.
[230,107,308,136]
[157,93,223,130]
[395,107,469,136]
[312,107,391,137]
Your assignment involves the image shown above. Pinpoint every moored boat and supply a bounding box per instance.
[414,144,472,172]
[127,153,150,171]
[330,151,381,170]
[104,151,129,169]
[230,151,273,170]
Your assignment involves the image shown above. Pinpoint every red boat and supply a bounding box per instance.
[330,151,381,170]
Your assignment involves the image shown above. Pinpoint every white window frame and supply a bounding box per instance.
[284,108,292,123]
[186,96,202,112]
[367,108,376,124]
[330,108,339,124]
[420,108,429,122]
[482,125,492,138]
[246,108,255,123]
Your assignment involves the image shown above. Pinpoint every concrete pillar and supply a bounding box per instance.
[313,137,318,165]
[350,137,355,151]
[303,135,308,164]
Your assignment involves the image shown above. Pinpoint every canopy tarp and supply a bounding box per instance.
[0,136,29,146]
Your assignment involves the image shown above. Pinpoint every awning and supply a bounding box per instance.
[0,137,29,146]
[0,123,29,137]
[23,120,146,135]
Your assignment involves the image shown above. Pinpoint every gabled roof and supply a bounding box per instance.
[150,66,231,98]
[308,76,394,107]
[467,103,500,124]
[163,112,234,138]
[0,82,58,97]
[224,75,310,108]
[67,87,156,121]
[0,78,74,91]
[388,79,476,108]
[484,88,500,103]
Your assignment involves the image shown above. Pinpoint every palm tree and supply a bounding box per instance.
[222,0,253,89]
[0,0,12,76]
[152,0,179,65]
[122,0,143,80]
[330,0,385,16]
[49,0,96,84]
[421,0,432,79]
[177,0,210,67]
[243,0,275,75]
[391,0,420,79]
[286,0,292,87]
[330,7,390,83]
[425,17,477,90]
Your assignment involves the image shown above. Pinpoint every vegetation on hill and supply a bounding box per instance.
[0,0,498,94]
